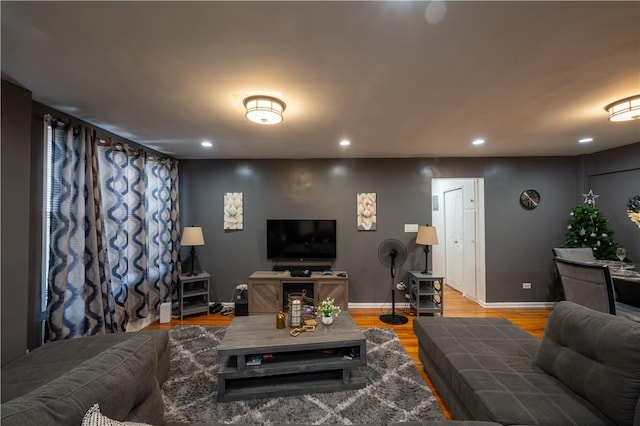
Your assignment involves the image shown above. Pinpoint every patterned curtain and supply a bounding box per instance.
[146,157,181,304]
[46,125,115,340]
[46,122,180,339]
[97,145,180,331]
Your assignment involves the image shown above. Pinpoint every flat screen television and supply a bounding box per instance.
[266,219,337,260]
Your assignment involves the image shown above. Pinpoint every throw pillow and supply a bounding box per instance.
[81,404,152,426]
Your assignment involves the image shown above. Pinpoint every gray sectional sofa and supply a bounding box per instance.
[414,301,640,425]
[1,330,169,425]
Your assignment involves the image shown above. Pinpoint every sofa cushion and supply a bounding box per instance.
[535,301,640,426]
[414,316,613,425]
[0,334,162,426]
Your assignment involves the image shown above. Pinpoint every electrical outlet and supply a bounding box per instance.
[522,282,532,289]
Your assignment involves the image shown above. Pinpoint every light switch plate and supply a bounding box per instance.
[404,224,419,232]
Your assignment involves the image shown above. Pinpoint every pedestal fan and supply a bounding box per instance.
[378,239,408,325]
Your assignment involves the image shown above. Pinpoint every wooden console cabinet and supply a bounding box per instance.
[248,271,349,315]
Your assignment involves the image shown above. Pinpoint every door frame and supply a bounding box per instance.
[431,178,486,303]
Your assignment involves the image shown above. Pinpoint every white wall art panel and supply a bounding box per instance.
[224,192,243,230]
[357,192,377,231]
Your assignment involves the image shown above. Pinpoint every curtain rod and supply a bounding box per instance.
[44,113,174,163]
[96,138,172,163]
[43,113,69,128]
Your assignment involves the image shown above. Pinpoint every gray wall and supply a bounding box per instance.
[1,80,32,364]
[179,156,583,304]
[584,143,640,263]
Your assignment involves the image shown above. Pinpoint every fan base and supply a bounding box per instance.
[379,313,408,325]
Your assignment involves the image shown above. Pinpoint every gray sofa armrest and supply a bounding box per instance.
[1,334,163,426]
[1,330,169,403]
[535,301,640,426]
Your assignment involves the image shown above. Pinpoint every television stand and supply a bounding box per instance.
[248,270,348,314]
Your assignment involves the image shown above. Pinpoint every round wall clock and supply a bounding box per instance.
[519,189,540,210]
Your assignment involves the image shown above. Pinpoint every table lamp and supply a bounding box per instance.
[181,226,205,276]
[416,225,438,274]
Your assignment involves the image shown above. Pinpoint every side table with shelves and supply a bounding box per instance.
[179,271,210,319]
[408,271,444,315]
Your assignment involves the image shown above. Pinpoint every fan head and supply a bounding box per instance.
[378,239,407,268]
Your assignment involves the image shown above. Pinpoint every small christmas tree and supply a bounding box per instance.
[563,190,619,260]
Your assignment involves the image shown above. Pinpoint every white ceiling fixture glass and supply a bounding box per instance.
[578,137,593,144]
[472,138,485,145]
[605,95,640,122]
[340,139,351,146]
[243,95,286,125]
[201,141,213,147]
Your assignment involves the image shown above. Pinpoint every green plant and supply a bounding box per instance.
[563,200,619,260]
[317,298,340,317]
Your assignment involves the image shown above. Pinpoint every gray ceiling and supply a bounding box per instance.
[2,1,640,159]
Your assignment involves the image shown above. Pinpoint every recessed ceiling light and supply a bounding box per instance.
[472,138,485,145]
[339,139,351,147]
[201,141,213,147]
[578,137,593,144]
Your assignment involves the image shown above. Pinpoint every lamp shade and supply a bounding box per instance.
[416,225,438,246]
[605,95,640,122]
[181,227,205,246]
[243,95,286,125]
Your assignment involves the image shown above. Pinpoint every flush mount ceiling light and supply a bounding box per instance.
[604,95,640,122]
[243,95,286,125]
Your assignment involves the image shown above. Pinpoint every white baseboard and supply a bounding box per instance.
[347,301,554,309]
[347,302,411,309]
[456,291,555,309]
[477,300,556,309]
[223,301,552,311]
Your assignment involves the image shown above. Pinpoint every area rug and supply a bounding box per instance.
[162,326,445,424]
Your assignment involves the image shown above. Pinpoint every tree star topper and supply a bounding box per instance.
[583,189,599,205]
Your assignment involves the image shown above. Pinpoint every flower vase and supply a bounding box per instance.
[321,315,334,326]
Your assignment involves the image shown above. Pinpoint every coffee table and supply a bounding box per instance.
[216,312,366,402]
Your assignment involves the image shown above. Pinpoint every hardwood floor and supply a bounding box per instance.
[145,285,552,420]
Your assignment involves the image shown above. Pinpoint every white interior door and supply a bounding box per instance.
[432,178,485,303]
[444,188,464,292]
